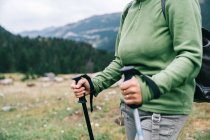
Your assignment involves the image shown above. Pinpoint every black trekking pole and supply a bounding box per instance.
[73,76,94,140]
[120,66,144,140]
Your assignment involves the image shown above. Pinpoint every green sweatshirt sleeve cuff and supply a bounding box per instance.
[91,78,101,97]
[135,75,154,104]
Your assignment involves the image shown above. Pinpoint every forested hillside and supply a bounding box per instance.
[21,13,120,51]
[21,0,210,52]
[200,0,210,30]
[0,26,114,75]
[0,0,208,75]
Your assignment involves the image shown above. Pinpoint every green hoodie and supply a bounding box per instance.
[92,0,202,114]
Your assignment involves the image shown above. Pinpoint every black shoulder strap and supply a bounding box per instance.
[121,1,133,26]
[161,0,166,19]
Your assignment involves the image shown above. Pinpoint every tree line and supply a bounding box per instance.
[200,0,210,30]
[0,26,114,75]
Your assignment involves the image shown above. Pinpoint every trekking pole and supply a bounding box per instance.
[73,76,94,140]
[120,66,144,140]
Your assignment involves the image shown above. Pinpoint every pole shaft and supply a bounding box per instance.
[133,109,144,140]
[82,103,94,140]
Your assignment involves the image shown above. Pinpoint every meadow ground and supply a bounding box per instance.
[0,74,209,140]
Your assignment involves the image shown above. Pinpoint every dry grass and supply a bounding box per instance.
[0,74,209,140]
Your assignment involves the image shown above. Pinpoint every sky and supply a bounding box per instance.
[0,0,132,33]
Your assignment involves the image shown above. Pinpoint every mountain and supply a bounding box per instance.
[21,13,121,51]
[0,25,14,38]
[200,0,210,30]
[0,26,114,74]
[0,26,6,31]
[20,1,210,52]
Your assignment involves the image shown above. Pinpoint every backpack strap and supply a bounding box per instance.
[121,1,133,26]
[161,0,166,19]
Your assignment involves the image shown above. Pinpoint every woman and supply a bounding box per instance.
[71,0,202,139]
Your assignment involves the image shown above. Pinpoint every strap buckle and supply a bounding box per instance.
[152,113,161,123]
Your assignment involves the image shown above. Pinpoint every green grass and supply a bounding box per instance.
[0,74,209,140]
[193,131,210,140]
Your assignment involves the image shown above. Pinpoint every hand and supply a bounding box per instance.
[119,76,142,105]
[71,78,91,98]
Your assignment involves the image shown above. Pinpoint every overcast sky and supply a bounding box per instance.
[0,0,132,33]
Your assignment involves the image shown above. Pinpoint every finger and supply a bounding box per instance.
[75,78,87,88]
[119,81,130,90]
[121,89,129,96]
[75,91,86,98]
[73,87,85,93]
[122,87,136,95]
[119,78,135,90]
[71,80,76,89]
[121,88,136,96]
[124,99,136,105]
[124,94,135,100]
[125,96,142,105]
[124,98,141,105]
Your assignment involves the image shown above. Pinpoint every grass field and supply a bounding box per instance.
[0,74,209,140]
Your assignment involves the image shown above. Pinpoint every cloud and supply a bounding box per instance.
[0,0,131,33]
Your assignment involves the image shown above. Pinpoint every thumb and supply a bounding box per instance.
[75,78,87,88]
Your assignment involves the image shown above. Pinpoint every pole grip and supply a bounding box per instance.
[121,67,141,109]
[72,76,87,104]
[124,72,133,81]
